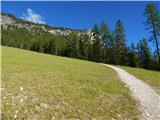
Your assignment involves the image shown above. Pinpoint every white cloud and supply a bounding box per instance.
[21,8,45,24]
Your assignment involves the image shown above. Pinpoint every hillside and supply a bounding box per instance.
[1,13,95,41]
[1,12,160,71]
[1,46,139,120]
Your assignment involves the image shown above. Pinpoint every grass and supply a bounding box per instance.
[121,66,160,94]
[2,46,139,120]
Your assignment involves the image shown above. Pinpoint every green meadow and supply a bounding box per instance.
[1,46,139,120]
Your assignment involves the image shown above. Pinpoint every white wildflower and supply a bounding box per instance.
[32,98,38,103]
[14,114,17,118]
[52,116,55,120]
[20,99,24,103]
[3,96,6,99]
[11,96,15,99]
[147,113,150,116]
[20,87,23,91]
[40,103,49,109]
[15,110,18,114]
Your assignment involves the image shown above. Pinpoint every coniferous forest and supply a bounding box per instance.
[1,3,160,70]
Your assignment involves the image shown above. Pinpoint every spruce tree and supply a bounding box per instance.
[79,34,89,59]
[128,43,139,67]
[92,36,101,62]
[100,21,110,46]
[144,3,160,63]
[115,20,127,65]
[137,38,152,69]
[64,33,79,58]
[92,23,99,34]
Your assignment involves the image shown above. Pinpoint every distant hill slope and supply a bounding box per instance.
[1,13,98,61]
[1,46,139,119]
[1,13,95,41]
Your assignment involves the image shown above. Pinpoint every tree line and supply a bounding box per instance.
[1,3,160,70]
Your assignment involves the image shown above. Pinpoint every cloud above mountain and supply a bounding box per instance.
[21,8,45,24]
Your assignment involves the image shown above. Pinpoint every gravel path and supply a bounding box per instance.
[102,64,160,120]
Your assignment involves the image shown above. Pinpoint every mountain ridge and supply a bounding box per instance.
[1,13,96,41]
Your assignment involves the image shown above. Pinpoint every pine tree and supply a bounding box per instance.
[100,21,110,46]
[144,3,160,64]
[92,23,99,34]
[92,37,101,62]
[98,21,110,63]
[103,32,117,64]
[44,39,56,54]
[152,50,160,70]
[91,24,101,62]
[128,43,139,67]
[64,33,79,58]
[79,34,89,59]
[137,38,152,69]
[115,20,127,65]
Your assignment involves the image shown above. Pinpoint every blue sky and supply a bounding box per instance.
[1,1,160,51]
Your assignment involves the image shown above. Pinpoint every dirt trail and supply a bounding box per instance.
[102,64,160,120]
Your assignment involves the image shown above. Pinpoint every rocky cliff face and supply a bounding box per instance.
[1,13,96,42]
[1,14,15,25]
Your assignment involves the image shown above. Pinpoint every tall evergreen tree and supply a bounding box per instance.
[100,21,110,46]
[109,32,117,64]
[99,21,110,62]
[137,38,152,69]
[144,3,160,63]
[44,39,56,54]
[64,33,79,58]
[79,34,89,59]
[128,43,139,67]
[152,50,160,70]
[91,24,101,62]
[92,23,99,34]
[115,20,127,65]
[92,36,101,62]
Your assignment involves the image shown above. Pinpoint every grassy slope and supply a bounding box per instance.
[121,66,160,94]
[2,46,139,120]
